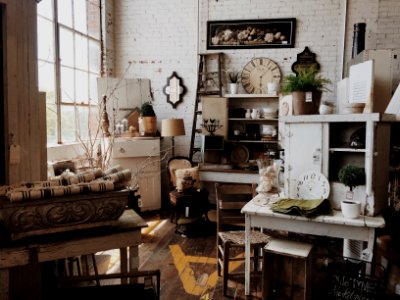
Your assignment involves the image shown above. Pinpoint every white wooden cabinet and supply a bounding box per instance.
[282,113,393,216]
[111,137,161,211]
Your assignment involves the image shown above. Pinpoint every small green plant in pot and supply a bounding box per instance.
[228,72,240,94]
[139,101,157,136]
[281,65,331,115]
[338,164,365,218]
[338,164,366,199]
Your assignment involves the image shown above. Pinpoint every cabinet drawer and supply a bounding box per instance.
[112,139,160,158]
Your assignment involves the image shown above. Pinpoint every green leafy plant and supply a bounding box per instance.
[338,164,366,191]
[281,65,331,94]
[140,101,156,117]
[228,72,240,83]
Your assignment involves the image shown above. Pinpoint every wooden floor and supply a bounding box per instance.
[139,210,262,300]
[97,209,263,300]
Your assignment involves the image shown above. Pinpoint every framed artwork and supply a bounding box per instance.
[207,18,296,50]
[279,95,293,116]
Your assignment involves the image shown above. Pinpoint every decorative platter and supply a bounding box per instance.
[230,144,249,164]
[252,194,281,206]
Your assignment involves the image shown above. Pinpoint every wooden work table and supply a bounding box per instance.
[0,209,147,300]
[199,165,259,184]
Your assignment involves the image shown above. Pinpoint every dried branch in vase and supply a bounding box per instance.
[77,62,133,171]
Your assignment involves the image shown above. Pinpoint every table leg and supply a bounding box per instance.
[365,228,375,262]
[0,269,9,300]
[245,213,251,296]
[129,245,139,271]
[120,248,128,284]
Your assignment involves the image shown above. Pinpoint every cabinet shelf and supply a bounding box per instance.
[229,118,278,122]
[225,94,279,98]
[329,147,366,153]
[228,139,278,144]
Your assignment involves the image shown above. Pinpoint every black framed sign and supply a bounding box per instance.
[207,18,296,50]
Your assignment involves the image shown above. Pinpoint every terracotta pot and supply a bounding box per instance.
[292,91,322,115]
[138,116,157,136]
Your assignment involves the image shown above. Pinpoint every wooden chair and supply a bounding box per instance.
[167,156,209,234]
[51,269,161,300]
[215,183,271,296]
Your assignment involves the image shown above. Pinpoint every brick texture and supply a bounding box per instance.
[112,0,400,157]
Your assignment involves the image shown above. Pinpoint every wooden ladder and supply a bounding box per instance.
[189,53,224,162]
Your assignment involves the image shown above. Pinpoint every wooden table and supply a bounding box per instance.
[0,209,146,300]
[199,167,259,184]
[241,194,386,296]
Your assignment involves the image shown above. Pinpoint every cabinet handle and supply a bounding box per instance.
[119,147,126,153]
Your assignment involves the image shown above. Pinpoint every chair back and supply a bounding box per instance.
[167,156,193,188]
[215,183,256,232]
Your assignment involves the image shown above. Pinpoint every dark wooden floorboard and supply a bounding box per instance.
[138,210,261,300]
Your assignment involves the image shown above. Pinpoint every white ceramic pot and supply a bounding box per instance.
[341,200,361,219]
[228,83,238,94]
[267,82,278,95]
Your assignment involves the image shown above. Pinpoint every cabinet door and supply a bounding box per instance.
[111,138,161,211]
[284,123,324,198]
[202,97,228,138]
[138,161,161,211]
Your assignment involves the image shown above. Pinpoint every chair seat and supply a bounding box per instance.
[218,230,271,246]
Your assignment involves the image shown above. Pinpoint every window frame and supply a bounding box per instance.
[37,0,102,145]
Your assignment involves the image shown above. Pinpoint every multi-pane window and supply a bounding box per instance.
[37,0,101,145]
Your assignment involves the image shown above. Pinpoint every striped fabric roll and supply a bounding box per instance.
[7,180,115,202]
[99,169,132,184]
[59,168,103,185]
[0,179,63,196]
[103,165,123,175]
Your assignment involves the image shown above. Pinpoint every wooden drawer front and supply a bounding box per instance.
[112,139,160,158]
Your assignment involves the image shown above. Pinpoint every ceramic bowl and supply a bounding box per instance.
[341,200,361,219]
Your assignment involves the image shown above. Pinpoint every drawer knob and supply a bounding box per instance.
[119,147,126,153]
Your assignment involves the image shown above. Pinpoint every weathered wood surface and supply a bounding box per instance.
[1,0,46,184]
[138,213,262,299]
[0,209,146,269]
[0,190,133,240]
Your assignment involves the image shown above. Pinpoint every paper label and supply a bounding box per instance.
[9,144,21,165]
[305,92,312,102]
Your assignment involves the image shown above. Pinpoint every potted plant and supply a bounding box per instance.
[228,72,240,94]
[338,164,366,218]
[281,65,331,115]
[138,101,157,136]
[338,164,366,199]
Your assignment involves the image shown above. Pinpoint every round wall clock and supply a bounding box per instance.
[296,170,330,200]
[241,58,282,94]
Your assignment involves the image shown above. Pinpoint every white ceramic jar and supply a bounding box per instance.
[341,200,361,219]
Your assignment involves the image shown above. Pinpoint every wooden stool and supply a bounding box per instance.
[262,239,313,300]
[218,230,270,296]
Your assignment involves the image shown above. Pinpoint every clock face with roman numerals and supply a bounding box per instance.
[296,171,330,200]
[241,58,282,94]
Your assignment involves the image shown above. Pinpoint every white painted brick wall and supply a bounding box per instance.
[113,0,400,157]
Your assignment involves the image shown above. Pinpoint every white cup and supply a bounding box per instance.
[341,200,361,219]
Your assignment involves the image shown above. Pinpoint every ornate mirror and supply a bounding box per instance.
[163,72,186,109]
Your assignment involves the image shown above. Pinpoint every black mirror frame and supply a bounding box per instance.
[163,72,186,109]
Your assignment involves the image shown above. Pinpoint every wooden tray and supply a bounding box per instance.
[0,190,131,240]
